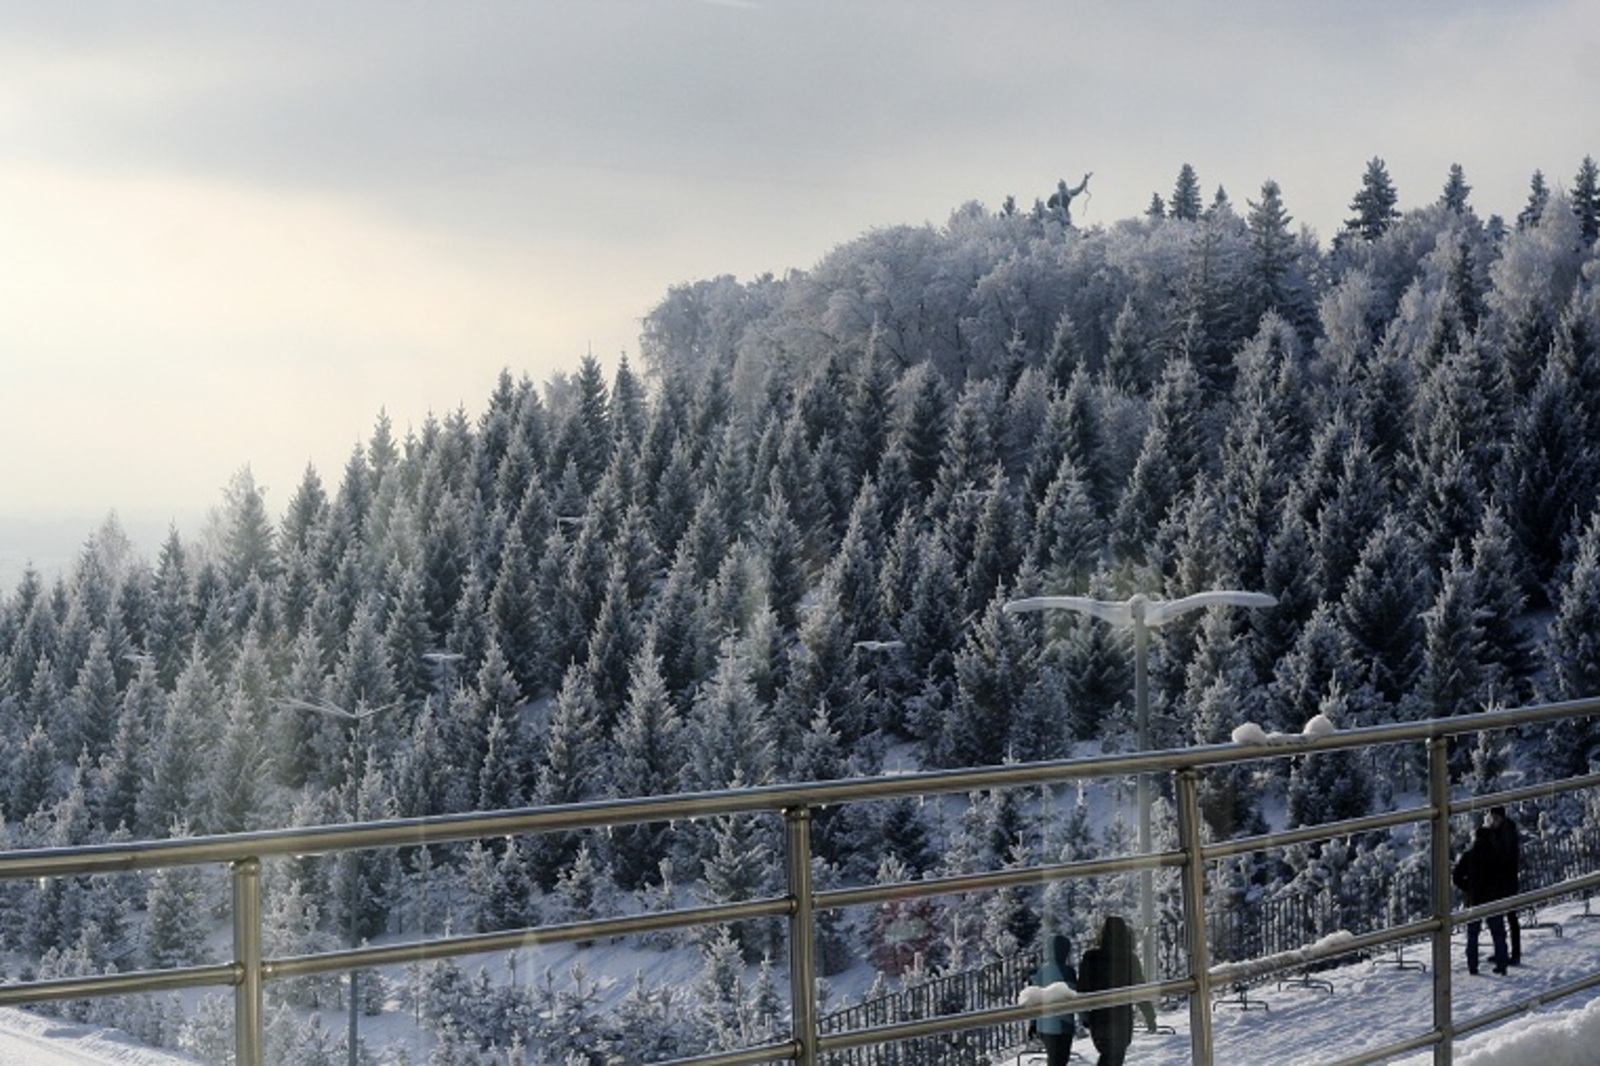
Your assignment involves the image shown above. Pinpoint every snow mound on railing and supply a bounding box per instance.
[1231,713,1336,746]
[1016,980,1081,1008]
[1208,930,1358,984]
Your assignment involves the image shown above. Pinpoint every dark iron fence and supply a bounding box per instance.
[819,951,1039,1066]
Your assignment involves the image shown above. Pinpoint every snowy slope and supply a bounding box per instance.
[0,1008,196,1065]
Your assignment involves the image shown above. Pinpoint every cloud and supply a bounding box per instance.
[0,0,1597,526]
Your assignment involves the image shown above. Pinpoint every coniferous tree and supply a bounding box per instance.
[1497,358,1592,592]
[1244,178,1308,332]
[1169,163,1203,222]
[526,664,605,888]
[584,557,639,726]
[383,563,433,707]
[549,354,613,494]
[888,364,950,504]
[686,636,775,793]
[488,523,544,694]
[144,822,214,968]
[93,657,161,833]
[1470,504,1537,701]
[1339,516,1430,712]
[1030,453,1104,590]
[1345,157,1401,242]
[205,687,275,834]
[1418,548,1490,723]
[1517,169,1550,231]
[698,813,780,961]
[945,592,1030,767]
[1439,163,1472,214]
[607,650,685,888]
[218,466,280,589]
[147,529,193,689]
[1286,691,1371,827]
[1114,355,1204,556]
[1541,512,1600,773]
[1573,154,1600,245]
[138,648,216,837]
[66,630,119,763]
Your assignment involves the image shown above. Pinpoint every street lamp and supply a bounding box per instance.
[280,696,406,1066]
[1003,590,1275,986]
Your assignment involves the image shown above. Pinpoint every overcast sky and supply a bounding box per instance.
[1,0,1597,569]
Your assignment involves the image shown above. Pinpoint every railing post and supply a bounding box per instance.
[1428,736,1454,1065]
[232,857,264,1066]
[785,806,817,1066]
[1176,768,1214,1066]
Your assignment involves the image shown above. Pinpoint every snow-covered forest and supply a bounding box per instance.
[5,156,1600,1062]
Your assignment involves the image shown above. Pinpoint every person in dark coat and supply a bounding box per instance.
[1488,806,1523,965]
[1028,932,1078,1066]
[1077,916,1156,1066]
[1452,823,1512,975]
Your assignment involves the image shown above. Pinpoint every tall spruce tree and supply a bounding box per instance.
[1345,156,1401,242]
[1169,163,1203,222]
[1573,154,1600,244]
[1541,511,1600,773]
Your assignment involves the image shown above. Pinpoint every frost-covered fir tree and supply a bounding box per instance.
[143,823,215,969]
[1540,511,1600,774]
[1344,157,1401,242]
[698,812,780,960]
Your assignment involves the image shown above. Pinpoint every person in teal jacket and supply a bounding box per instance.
[1029,932,1078,1066]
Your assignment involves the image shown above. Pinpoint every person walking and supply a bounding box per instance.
[1078,915,1157,1066]
[1028,932,1078,1066]
[1453,822,1512,975]
[1488,806,1523,965]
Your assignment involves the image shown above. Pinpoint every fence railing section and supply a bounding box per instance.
[0,698,1597,1065]
[818,952,1039,1066]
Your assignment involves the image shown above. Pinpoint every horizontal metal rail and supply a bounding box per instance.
[0,696,1593,1064]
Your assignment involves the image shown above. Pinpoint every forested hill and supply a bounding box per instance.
[2,157,1600,943]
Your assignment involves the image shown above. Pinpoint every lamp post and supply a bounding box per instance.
[280,696,406,1066]
[1003,590,1275,987]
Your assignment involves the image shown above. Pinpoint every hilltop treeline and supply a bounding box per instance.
[3,157,1600,1053]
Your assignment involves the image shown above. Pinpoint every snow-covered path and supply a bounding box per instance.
[0,1008,195,1065]
[1010,897,1600,1065]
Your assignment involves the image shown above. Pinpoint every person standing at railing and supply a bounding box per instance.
[1027,932,1079,1066]
[1453,823,1513,975]
[1488,806,1523,965]
[1078,915,1157,1066]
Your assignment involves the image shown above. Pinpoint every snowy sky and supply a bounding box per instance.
[1,0,1597,552]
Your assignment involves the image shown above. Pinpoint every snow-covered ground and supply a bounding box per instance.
[3,900,1599,1063]
[1012,896,1600,1065]
[0,1008,195,1065]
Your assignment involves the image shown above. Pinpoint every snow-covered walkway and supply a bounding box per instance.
[1008,897,1600,1065]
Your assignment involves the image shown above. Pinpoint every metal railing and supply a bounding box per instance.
[0,697,1597,1065]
